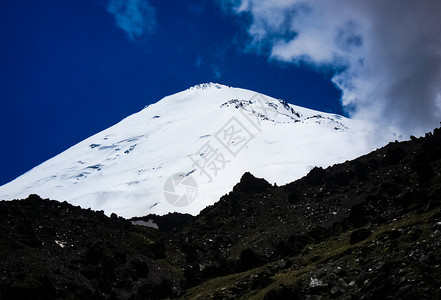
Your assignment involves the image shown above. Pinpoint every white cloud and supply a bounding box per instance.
[223,0,441,139]
[107,0,156,40]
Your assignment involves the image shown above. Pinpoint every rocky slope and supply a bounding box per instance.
[1,126,441,299]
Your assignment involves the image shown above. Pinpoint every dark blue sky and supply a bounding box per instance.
[0,0,342,186]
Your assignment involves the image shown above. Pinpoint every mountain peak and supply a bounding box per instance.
[0,85,386,217]
[189,82,227,90]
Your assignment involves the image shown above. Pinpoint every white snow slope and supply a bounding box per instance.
[0,83,384,218]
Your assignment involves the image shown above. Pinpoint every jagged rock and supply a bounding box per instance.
[350,228,372,245]
[239,248,265,270]
[233,172,272,194]
[304,167,327,185]
[383,146,407,165]
[348,203,369,228]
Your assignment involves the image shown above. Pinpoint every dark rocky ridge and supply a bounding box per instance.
[1,126,441,299]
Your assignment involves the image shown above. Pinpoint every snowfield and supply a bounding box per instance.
[0,83,389,217]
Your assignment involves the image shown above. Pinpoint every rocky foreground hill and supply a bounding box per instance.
[1,126,441,299]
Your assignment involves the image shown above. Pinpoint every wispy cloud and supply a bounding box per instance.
[211,64,222,79]
[107,0,156,40]
[223,0,441,139]
[195,56,203,69]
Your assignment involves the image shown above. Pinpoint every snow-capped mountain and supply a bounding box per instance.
[0,83,384,217]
